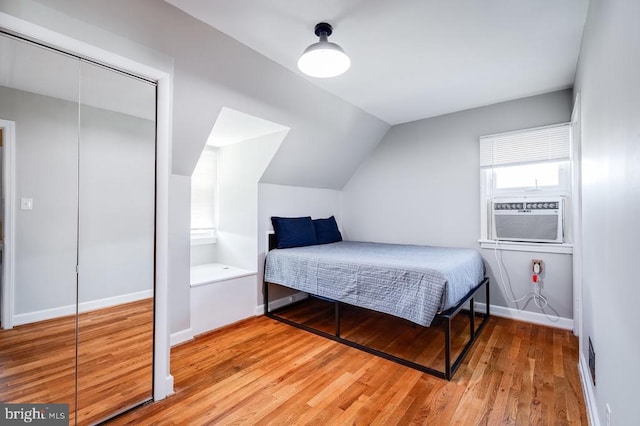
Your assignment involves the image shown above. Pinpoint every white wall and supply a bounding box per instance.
[78,103,155,304]
[0,84,156,322]
[168,174,191,335]
[343,90,575,319]
[190,243,215,267]
[216,130,286,271]
[574,0,640,424]
[258,184,343,305]
[482,249,573,322]
[0,85,78,317]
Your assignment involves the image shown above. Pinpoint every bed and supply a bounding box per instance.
[263,216,490,380]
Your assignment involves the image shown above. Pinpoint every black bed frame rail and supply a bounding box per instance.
[263,276,490,381]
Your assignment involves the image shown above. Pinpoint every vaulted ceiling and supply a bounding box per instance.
[165,0,589,125]
[2,0,589,189]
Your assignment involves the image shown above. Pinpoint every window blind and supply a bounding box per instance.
[191,146,217,230]
[479,123,570,168]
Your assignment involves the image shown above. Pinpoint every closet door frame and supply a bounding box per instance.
[0,12,174,400]
[0,118,15,329]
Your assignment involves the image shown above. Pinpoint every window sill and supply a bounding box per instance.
[190,263,256,287]
[478,239,573,254]
[191,237,217,246]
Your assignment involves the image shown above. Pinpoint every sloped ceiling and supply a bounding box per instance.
[2,0,588,189]
[207,107,289,147]
[15,0,389,188]
[165,0,589,125]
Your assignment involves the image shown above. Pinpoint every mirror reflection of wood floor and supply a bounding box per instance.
[0,298,153,425]
[111,299,587,425]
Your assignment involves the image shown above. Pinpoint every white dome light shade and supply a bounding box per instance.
[298,23,351,78]
[298,42,351,78]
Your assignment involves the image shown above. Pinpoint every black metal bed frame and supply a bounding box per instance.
[263,236,491,380]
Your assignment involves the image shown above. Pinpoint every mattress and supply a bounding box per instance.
[264,241,485,326]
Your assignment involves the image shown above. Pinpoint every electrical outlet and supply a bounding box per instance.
[532,259,543,274]
[20,197,33,211]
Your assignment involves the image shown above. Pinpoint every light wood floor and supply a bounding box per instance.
[268,299,490,372]
[111,300,587,425]
[0,298,153,425]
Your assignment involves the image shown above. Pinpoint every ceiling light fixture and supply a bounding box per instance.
[298,22,351,78]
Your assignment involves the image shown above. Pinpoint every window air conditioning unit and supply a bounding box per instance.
[491,197,564,243]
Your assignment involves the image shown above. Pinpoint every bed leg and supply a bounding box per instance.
[444,317,452,380]
[263,280,269,315]
[470,297,476,337]
[485,278,490,317]
[335,301,341,337]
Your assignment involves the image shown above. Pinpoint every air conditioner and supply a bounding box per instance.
[491,197,564,243]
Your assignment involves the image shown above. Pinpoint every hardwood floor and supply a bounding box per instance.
[76,298,153,424]
[0,298,154,425]
[0,312,76,412]
[111,301,587,425]
[269,298,488,373]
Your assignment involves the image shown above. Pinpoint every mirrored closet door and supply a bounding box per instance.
[0,31,80,419]
[0,32,156,425]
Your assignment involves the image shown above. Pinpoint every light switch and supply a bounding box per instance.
[20,198,33,211]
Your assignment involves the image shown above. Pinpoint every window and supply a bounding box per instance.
[494,161,562,190]
[191,145,218,244]
[479,123,572,246]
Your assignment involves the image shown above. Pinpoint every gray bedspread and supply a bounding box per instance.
[264,241,485,327]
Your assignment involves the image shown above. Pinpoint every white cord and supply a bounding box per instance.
[533,283,549,309]
[493,242,534,303]
[493,241,553,314]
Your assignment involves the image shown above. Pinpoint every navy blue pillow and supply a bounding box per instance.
[313,216,342,244]
[271,216,317,249]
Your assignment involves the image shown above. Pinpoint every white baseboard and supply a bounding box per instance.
[154,374,175,400]
[13,289,154,326]
[579,351,600,426]
[79,289,153,313]
[170,328,194,347]
[255,297,572,330]
[13,305,72,327]
[255,291,308,316]
[474,302,573,330]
